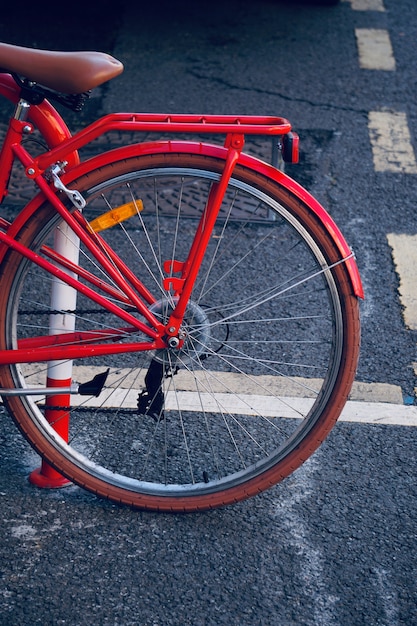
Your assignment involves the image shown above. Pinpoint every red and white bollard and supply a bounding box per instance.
[29,221,79,488]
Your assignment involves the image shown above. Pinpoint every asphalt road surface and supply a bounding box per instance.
[0,1,416,624]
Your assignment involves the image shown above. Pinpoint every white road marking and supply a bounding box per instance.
[355,28,395,70]
[349,0,385,11]
[352,3,415,399]
[387,233,417,330]
[388,234,417,398]
[68,366,403,403]
[339,400,417,426]
[61,390,417,426]
[372,568,401,625]
[368,111,417,173]
[23,365,414,425]
[273,456,340,625]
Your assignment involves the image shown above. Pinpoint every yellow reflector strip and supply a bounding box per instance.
[89,200,143,232]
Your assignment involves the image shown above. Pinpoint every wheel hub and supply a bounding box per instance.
[149,298,211,364]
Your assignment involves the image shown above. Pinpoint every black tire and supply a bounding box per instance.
[0,151,359,511]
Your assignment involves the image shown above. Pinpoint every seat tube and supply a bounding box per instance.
[0,101,31,203]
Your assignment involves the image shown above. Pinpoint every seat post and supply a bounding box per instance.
[14,98,31,121]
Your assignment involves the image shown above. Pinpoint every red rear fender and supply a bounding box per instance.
[5,138,363,299]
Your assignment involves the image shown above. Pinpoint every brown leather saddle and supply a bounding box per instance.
[0,42,123,93]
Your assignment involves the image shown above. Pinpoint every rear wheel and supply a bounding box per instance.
[0,151,359,511]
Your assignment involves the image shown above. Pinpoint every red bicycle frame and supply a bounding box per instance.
[0,73,364,370]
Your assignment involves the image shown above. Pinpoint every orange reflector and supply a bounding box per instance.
[89,200,143,232]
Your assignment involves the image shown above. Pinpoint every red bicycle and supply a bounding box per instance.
[0,42,362,512]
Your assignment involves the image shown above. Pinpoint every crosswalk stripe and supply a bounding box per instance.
[368,111,417,174]
[387,233,417,330]
[349,0,385,11]
[355,28,395,70]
